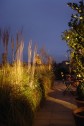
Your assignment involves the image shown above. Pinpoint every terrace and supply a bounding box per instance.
[33,81,77,126]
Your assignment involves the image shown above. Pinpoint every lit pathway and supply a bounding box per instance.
[33,81,77,126]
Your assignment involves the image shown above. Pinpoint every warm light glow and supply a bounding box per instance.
[77,74,81,77]
[65,61,70,65]
[47,96,77,110]
[67,36,69,39]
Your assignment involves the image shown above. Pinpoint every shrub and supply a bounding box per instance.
[37,67,55,95]
[77,82,84,100]
[0,83,34,126]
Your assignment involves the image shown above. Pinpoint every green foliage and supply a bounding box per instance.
[37,68,55,107]
[0,83,34,126]
[62,0,84,78]
[35,65,55,98]
[77,82,84,100]
[0,65,42,126]
[22,79,42,112]
[0,63,55,126]
[37,66,54,91]
[62,0,84,100]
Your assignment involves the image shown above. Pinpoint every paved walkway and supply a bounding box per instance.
[33,81,77,126]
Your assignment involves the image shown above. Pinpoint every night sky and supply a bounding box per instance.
[0,0,78,63]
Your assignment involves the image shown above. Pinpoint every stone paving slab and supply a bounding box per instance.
[33,81,77,126]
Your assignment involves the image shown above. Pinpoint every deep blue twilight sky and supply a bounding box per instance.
[0,0,78,63]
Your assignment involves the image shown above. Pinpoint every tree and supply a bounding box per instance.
[62,0,84,78]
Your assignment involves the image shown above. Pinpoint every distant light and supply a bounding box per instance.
[79,10,82,13]
[79,16,83,20]
[65,61,70,65]
[73,15,77,18]
[76,7,79,10]
[77,74,81,77]
[67,36,69,39]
